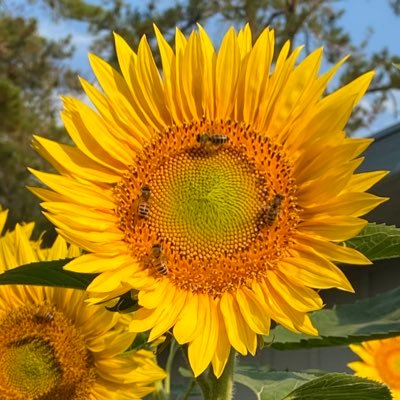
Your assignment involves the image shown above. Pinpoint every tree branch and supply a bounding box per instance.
[366,85,396,93]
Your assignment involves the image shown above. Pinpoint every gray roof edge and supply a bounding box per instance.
[370,122,400,142]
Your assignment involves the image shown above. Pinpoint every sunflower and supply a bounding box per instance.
[0,208,166,399]
[349,338,400,399]
[30,25,387,377]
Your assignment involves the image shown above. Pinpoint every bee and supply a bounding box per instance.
[131,185,151,224]
[33,308,54,323]
[264,194,284,226]
[145,243,168,275]
[196,132,229,149]
[209,134,229,145]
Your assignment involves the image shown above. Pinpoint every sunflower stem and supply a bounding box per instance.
[196,370,213,399]
[164,338,179,398]
[179,379,196,400]
[209,349,236,400]
[180,346,212,399]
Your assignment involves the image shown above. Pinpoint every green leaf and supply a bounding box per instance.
[235,368,390,400]
[284,373,391,400]
[263,287,400,350]
[393,63,400,70]
[345,223,400,260]
[235,366,315,400]
[0,259,97,289]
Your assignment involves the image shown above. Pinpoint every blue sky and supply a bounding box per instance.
[4,0,400,135]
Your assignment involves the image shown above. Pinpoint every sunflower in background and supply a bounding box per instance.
[349,338,400,400]
[0,207,166,400]
[30,25,387,377]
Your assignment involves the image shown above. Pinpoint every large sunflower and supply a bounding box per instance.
[349,338,400,400]
[0,208,166,399]
[30,25,387,377]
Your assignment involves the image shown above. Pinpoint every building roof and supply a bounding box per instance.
[360,122,400,225]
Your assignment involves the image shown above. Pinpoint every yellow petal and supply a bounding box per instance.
[133,35,171,129]
[149,288,187,341]
[32,136,120,183]
[188,296,218,376]
[267,271,323,312]
[79,77,147,146]
[236,286,271,334]
[29,168,115,209]
[220,292,257,355]
[283,244,354,292]
[216,27,240,120]
[64,97,135,165]
[262,279,318,336]
[299,215,367,242]
[65,253,132,273]
[302,192,388,218]
[211,304,231,378]
[242,28,274,125]
[294,232,371,265]
[349,171,389,192]
[0,209,9,234]
[237,23,252,58]
[173,293,201,344]
[113,32,137,93]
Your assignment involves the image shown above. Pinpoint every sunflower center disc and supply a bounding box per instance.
[116,120,299,294]
[149,147,268,259]
[0,303,95,399]
[2,339,61,398]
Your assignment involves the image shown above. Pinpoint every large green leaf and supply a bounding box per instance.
[235,368,390,400]
[263,287,400,350]
[235,367,315,400]
[346,223,400,260]
[0,259,96,289]
[284,373,391,400]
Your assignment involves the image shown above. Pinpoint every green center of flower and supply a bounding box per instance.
[149,147,268,259]
[3,339,61,397]
[115,119,299,295]
[0,303,96,399]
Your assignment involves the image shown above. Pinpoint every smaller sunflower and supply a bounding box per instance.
[349,337,400,399]
[0,207,166,400]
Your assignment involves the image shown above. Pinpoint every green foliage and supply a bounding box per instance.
[0,12,79,231]
[0,15,75,131]
[0,259,96,289]
[0,78,24,131]
[262,287,400,350]
[235,367,315,400]
[346,223,400,260]
[235,367,391,400]
[284,373,390,400]
[47,0,107,21]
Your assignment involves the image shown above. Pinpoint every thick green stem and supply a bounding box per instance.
[196,370,212,399]
[164,338,179,398]
[181,345,212,399]
[179,379,196,400]
[209,349,236,400]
